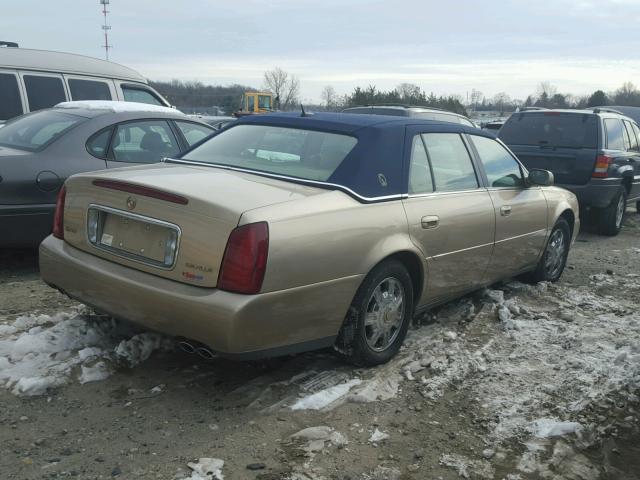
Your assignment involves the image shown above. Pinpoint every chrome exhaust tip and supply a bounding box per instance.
[177,340,196,354]
[195,346,217,360]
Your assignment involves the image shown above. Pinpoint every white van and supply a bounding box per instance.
[0,46,171,124]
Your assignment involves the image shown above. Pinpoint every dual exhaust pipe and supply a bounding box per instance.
[176,338,217,360]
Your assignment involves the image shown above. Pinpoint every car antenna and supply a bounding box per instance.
[300,104,312,117]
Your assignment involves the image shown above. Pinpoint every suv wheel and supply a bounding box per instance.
[597,187,627,236]
[526,217,571,283]
[336,260,414,366]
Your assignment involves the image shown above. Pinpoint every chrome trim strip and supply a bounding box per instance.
[162,157,407,203]
[406,188,486,199]
[426,229,547,260]
[86,204,182,271]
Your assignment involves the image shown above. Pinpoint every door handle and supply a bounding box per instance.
[500,205,512,216]
[421,215,439,229]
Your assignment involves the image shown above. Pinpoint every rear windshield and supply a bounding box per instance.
[0,110,85,152]
[499,112,598,149]
[181,124,358,182]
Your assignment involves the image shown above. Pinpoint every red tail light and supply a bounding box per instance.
[218,222,269,294]
[52,186,66,239]
[592,155,611,178]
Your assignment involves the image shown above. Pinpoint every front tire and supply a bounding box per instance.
[336,260,414,366]
[596,187,626,236]
[526,217,571,283]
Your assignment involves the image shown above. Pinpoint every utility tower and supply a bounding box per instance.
[100,0,112,60]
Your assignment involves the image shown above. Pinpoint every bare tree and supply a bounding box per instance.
[321,85,338,110]
[263,67,300,111]
[395,83,421,102]
[493,92,511,114]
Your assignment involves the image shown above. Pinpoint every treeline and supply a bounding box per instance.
[148,80,256,114]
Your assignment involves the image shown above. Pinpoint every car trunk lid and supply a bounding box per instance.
[62,163,326,287]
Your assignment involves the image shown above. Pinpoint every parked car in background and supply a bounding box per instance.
[0,46,171,125]
[499,109,640,235]
[343,105,477,127]
[0,101,214,247]
[481,119,505,136]
[40,112,578,366]
[188,114,236,130]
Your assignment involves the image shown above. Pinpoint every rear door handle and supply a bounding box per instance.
[500,205,512,216]
[421,215,439,229]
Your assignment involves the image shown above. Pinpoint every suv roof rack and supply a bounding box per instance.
[592,107,624,115]
[346,104,455,113]
[0,41,19,48]
[519,107,548,111]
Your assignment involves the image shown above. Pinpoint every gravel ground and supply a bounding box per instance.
[1,211,639,480]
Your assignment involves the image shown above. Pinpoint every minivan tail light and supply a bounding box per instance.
[218,222,269,294]
[592,155,612,178]
[52,186,66,239]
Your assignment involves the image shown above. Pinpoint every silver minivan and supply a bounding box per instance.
[0,45,171,124]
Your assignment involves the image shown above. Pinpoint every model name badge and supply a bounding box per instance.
[182,271,204,281]
[185,262,213,273]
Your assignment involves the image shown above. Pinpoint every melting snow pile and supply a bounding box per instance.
[0,308,173,396]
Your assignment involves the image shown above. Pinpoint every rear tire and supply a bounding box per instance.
[636,200,640,214]
[596,187,626,236]
[335,260,414,367]
[526,217,571,283]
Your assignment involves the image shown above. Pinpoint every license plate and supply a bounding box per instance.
[87,205,179,269]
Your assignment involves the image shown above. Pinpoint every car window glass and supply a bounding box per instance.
[87,128,112,158]
[0,73,23,120]
[408,135,433,194]
[604,118,625,150]
[175,121,213,147]
[111,120,180,163]
[69,79,112,101]
[632,123,640,152]
[421,133,478,192]
[182,124,357,182]
[472,135,524,188]
[24,75,66,111]
[623,121,639,151]
[499,113,598,148]
[122,87,162,106]
[0,111,84,151]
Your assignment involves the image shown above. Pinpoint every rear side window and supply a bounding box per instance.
[422,133,478,192]
[175,121,214,147]
[471,136,524,188]
[623,121,639,151]
[0,73,23,120]
[632,123,640,152]
[408,135,434,194]
[68,79,112,101]
[122,86,163,106]
[23,75,67,111]
[604,118,625,150]
[111,120,180,163]
[0,111,83,151]
[87,128,113,158]
[499,113,598,149]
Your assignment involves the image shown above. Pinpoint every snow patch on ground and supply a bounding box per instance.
[0,308,173,396]
[181,458,224,480]
[290,378,362,410]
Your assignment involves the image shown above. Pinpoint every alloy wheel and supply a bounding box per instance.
[364,277,405,352]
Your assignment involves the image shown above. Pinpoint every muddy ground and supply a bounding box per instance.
[1,212,640,480]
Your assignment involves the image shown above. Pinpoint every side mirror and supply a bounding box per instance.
[528,168,554,186]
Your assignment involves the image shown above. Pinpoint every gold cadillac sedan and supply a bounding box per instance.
[39,112,579,366]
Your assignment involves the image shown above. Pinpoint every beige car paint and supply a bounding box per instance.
[40,161,580,357]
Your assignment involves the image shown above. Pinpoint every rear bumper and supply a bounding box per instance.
[39,236,362,359]
[0,204,54,248]
[558,179,621,209]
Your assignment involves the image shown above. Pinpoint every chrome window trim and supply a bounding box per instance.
[405,187,487,199]
[163,157,407,203]
[86,204,182,271]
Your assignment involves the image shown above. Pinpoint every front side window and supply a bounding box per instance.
[122,86,163,106]
[182,124,358,182]
[604,118,625,150]
[175,121,214,147]
[111,120,179,163]
[23,75,67,111]
[0,111,84,151]
[408,135,433,194]
[0,73,23,120]
[471,135,524,188]
[69,78,112,101]
[421,133,478,192]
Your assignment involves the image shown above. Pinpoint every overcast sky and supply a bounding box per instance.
[3,0,640,102]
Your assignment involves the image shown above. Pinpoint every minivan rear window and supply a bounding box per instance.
[0,111,84,152]
[181,124,358,182]
[499,112,598,149]
[0,73,23,121]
